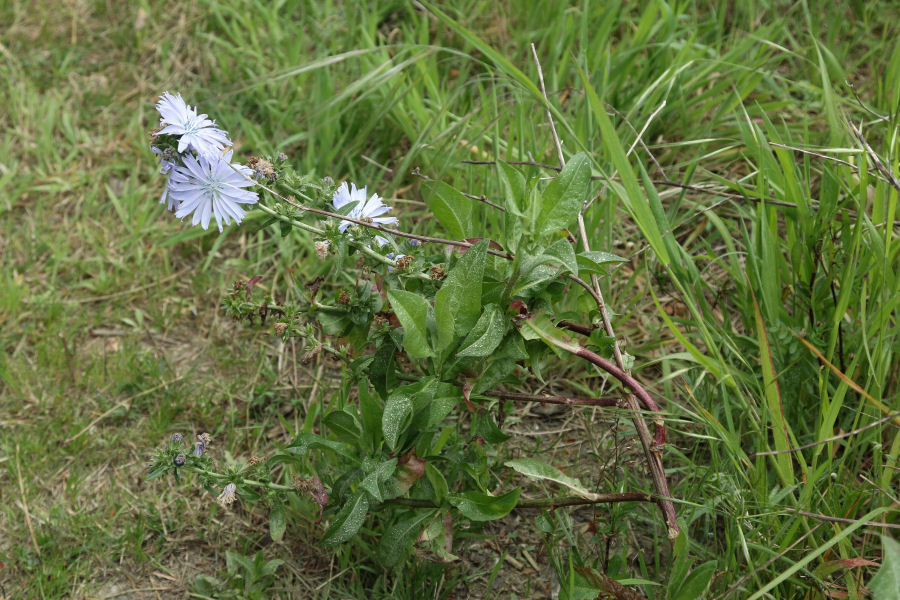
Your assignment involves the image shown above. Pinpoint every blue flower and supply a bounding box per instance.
[171,433,183,443]
[331,182,399,246]
[155,92,231,159]
[193,442,205,457]
[166,150,258,232]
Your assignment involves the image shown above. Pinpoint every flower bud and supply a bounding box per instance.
[216,483,238,508]
[173,453,186,466]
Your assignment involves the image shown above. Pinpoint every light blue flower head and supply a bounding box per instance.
[155,91,231,160]
[164,150,259,232]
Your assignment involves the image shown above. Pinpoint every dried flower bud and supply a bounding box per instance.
[248,156,277,180]
[197,432,212,447]
[396,256,413,270]
[216,483,238,508]
[373,314,388,327]
[337,289,350,305]
[277,152,288,162]
[274,322,288,335]
[293,476,329,512]
[233,280,245,291]
[247,456,263,468]
[429,265,446,280]
[173,453,186,466]
[315,240,330,259]
[301,345,322,364]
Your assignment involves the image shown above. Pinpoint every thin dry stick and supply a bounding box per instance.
[16,444,41,557]
[848,120,900,195]
[531,45,678,538]
[484,390,622,407]
[609,102,668,178]
[712,523,824,600]
[785,507,900,530]
[769,141,892,186]
[845,80,890,122]
[583,99,667,214]
[531,43,565,168]
[412,167,505,211]
[858,475,900,505]
[461,160,900,226]
[749,411,900,458]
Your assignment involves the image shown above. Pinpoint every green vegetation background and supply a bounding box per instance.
[1,0,898,598]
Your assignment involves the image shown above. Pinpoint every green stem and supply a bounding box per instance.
[254,202,430,280]
[188,467,295,492]
[387,492,652,510]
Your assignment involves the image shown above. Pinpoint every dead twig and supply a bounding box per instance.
[483,390,623,407]
[411,166,505,211]
[749,411,900,458]
[531,43,565,168]
[848,121,900,196]
[785,507,900,530]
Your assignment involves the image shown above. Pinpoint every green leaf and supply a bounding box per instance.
[498,162,527,250]
[377,510,438,568]
[415,384,461,430]
[288,432,358,462]
[358,381,383,449]
[518,312,579,358]
[425,181,472,239]
[388,289,434,359]
[425,463,449,504]
[435,240,487,348]
[512,263,558,298]
[498,162,526,215]
[536,152,591,236]
[456,304,507,357]
[870,536,900,600]
[382,391,413,451]
[672,560,716,600]
[366,341,395,399]
[576,250,628,275]
[505,458,601,500]
[323,409,361,444]
[359,458,397,503]
[471,411,510,444]
[542,238,579,275]
[448,488,520,521]
[268,504,286,542]
[323,492,369,545]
